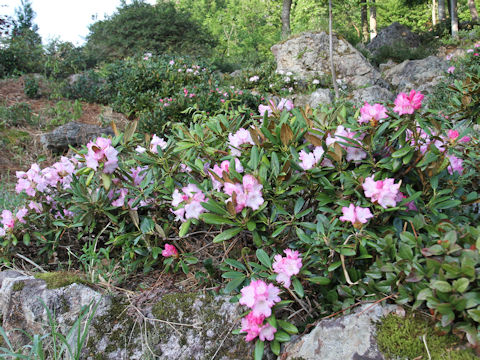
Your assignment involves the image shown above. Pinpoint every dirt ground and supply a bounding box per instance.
[0,76,127,177]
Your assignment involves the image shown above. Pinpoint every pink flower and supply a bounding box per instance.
[169,60,175,65]
[28,201,42,213]
[460,136,471,143]
[448,129,459,140]
[277,98,294,111]
[150,134,168,153]
[447,66,455,74]
[111,188,128,207]
[209,159,243,191]
[396,192,417,211]
[258,104,273,117]
[393,90,424,115]
[171,184,208,222]
[239,279,281,318]
[15,208,28,224]
[363,176,401,208]
[85,137,118,174]
[358,102,388,125]
[249,75,259,82]
[272,249,302,288]
[228,128,255,156]
[447,155,463,175]
[1,210,15,229]
[223,175,264,213]
[162,243,178,257]
[298,150,316,170]
[339,204,373,226]
[241,313,264,341]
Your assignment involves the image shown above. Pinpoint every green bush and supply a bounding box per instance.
[23,76,39,98]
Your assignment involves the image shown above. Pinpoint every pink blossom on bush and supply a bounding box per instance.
[15,163,44,196]
[111,188,128,207]
[447,66,455,74]
[28,201,43,213]
[358,102,388,125]
[223,175,263,213]
[447,155,463,175]
[171,184,208,222]
[460,136,471,143]
[15,208,28,224]
[240,312,264,341]
[210,159,244,191]
[298,150,316,170]
[150,134,168,154]
[1,210,15,229]
[162,243,178,257]
[363,176,401,208]
[85,137,119,174]
[393,90,424,115]
[239,279,281,318]
[272,249,302,288]
[448,129,459,140]
[326,126,367,162]
[228,128,255,156]
[258,104,273,117]
[395,192,418,211]
[339,204,373,226]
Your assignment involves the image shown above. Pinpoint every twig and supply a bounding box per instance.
[356,293,397,316]
[15,253,47,273]
[340,254,359,285]
[210,321,238,360]
[422,334,432,360]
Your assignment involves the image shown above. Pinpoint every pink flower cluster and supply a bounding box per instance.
[135,134,168,154]
[393,89,424,116]
[326,126,367,162]
[228,128,255,156]
[209,159,244,191]
[85,137,118,174]
[239,279,281,342]
[258,98,294,117]
[298,146,326,170]
[363,176,401,208]
[358,102,388,125]
[339,204,373,227]
[0,209,27,237]
[224,175,264,213]
[272,249,302,288]
[171,184,208,222]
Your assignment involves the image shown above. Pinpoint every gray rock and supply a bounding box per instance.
[383,55,448,94]
[281,304,397,360]
[294,88,333,108]
[379,60,398,73]
[367,22,422,56]
[351,85,394,105]
[271,31,384,88]
[40,121,114,153]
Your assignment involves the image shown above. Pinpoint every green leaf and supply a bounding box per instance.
[256,249,271,268]
[434,199,461,210]
[201,200,230,216]
[213,227,243,243]
[431,280,452,293]
[200,213,236,225]
[292,278,304,298]
[254,339,265,360]
[294,198,305,215]
[308,276,331,285]
[224,277,245,293]
[453,278,470,293]
[222,271,246,279]
[224,258,246,271]
[22,233,30,246]
[178,219,191,237]
[277,320,298,334]
[101,172,111,190]
[417,288,432,301]
[270,340,280,356]
[391,146,413,158]
[274,330,291,342]
[140,217,154,234]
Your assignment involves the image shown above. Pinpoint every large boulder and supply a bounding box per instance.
[40,121,114,153]
[366,22,422,56]
[383,55,448,94]
[281,304,397,360]
[350,85,394,105]
[271,31,385,89]
[0,271,256,360]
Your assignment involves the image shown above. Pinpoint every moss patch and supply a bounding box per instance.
[376,313,477,360]
[12,281,25,292]
[34,271,89,289]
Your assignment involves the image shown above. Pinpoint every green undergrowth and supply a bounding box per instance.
[376,313,478,360]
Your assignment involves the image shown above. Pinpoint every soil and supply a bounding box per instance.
[0,75,128,177]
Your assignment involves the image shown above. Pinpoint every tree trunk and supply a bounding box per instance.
[451,0,459,37]
[468,0,479,21]
[281,0,292,40]
[361,0,369,43]
[432,0,437,26]
[438,0,446,21]
[329,0,339,98]
[369,0,377,40]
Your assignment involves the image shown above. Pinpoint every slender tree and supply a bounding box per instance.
[438,0,446,21]
[361,0,369,43]
[369,0,377,40]
[281,0,292,39]
[329,0,339,98]
[468,0,479,21]
[451,0,458,36]
[432,0,437,25]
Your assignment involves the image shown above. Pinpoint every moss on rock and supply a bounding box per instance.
[376,313,477,360]
[12,281,25,292]
[34,271,89,289]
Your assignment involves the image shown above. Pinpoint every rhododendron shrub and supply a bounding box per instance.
[2,88,480,356]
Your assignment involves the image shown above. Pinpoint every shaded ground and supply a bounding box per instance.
[0,76,127,177]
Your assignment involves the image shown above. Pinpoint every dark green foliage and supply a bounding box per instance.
[85,1,216,63]
[23,76,39,98]
[371,41,435,66]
